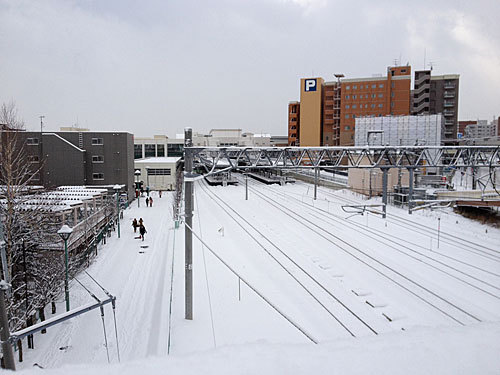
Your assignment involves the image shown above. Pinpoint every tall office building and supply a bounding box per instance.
[412,70,459,143]
[288,66,412,146]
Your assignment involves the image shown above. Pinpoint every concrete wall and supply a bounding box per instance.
[348,162,409,195]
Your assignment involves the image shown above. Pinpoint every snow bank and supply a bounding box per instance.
[18,323,500,375]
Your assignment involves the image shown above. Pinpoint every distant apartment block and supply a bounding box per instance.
[458,119,498,139]
[411,71,459,143]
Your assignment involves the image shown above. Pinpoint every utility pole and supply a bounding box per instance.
[39,115,45,186]
[184,128,193,320]
[0,281,15,370]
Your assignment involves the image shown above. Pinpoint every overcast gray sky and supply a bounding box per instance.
[1,0,499,137]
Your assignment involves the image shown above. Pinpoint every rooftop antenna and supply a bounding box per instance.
[39,115,45,133]
[423,48,426,70]
[428,61,435,71]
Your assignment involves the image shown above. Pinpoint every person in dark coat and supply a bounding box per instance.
[149,197,153,207]
[132,218,138,233]
[145,197,149,207]
[139,224,147,241]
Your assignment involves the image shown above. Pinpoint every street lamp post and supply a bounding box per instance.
[57,224,73,312]
[135,170,141,208]
[113,185,121,238]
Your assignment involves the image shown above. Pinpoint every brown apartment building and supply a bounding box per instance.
[288,66,412,146]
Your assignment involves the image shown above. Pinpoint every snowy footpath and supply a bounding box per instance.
[16,182,500,374]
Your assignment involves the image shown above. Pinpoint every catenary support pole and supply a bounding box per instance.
[0,281,15,371]
[314,167,318,200]
[408,168,414,215]
[382,168,388,219]
[184,128,193,320]
[245,173,248,200]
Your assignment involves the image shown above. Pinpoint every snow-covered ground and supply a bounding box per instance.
[16,179,500,373]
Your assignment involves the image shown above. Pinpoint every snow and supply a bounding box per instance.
[14,179,500,374]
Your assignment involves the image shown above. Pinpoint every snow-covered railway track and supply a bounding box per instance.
[244,181,482,326]
[198,181,380,338]
[314,184,500,260]
[254,181,500,301]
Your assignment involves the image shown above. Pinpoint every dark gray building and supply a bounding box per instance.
[4,131,135,199]
[412,71,460,143]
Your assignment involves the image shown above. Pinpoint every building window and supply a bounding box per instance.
[92,138,104,145]
[345,114,349,119]
[378,104,383,108]
[391,92,395,97]
[345,105,350,109]
[93,173,104,180]
[365,84,369,89]
[345,95,350,99]
[352,104,357,109]
[391,102,395,108]
[401,69,407,73]
[145,144,156,158]
[353,114,356,118]
[379,84,384,88]
[167,144,184,157]
[391,82,395,88]
[27,138,39,145]
[371,94,376,98]
[371,104,376,108]
[353,95,357,99]
[92,155,104,163]
[353,85,357,89]
[134,144,143,159]
[346,85,350,90]
[157,144,165,157]
[365,104,368,108]
[147,168,171,176]
[378,93,383,98]
[345,126,350,130]
[371,84,376,89]
[28,155,39,163]
[290,106,297,114]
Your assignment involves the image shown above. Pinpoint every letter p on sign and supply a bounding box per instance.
[305,79,317,92]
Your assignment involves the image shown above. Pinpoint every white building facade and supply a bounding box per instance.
[354,114,444,146]
[134,157,181,191]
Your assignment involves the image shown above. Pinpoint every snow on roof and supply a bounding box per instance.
[135,157,181,164]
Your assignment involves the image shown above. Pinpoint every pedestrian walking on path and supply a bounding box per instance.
[132,218,138,233]
[145,197,149,207]
[139,224,147,241]
[159,190,162,198]
[149,197,153,207]
[139,218,144,227]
